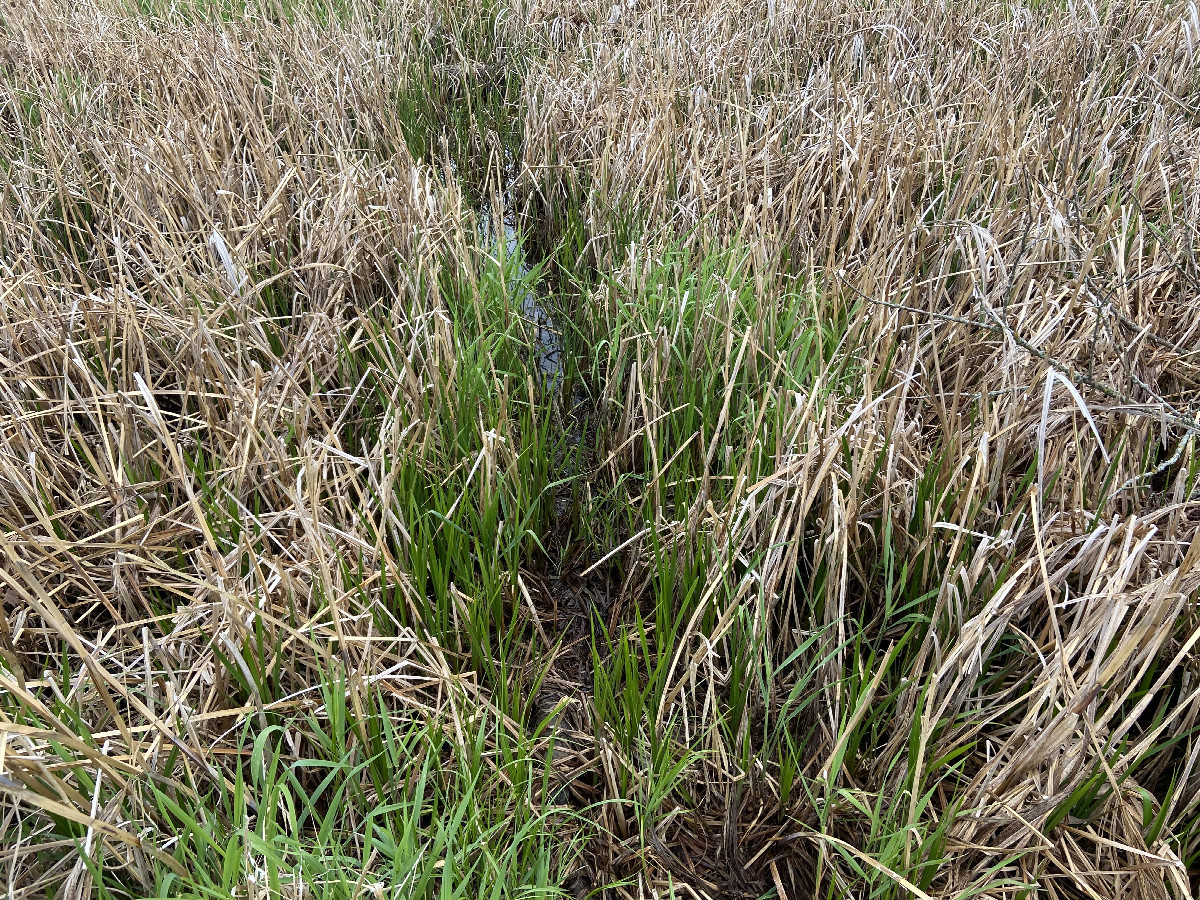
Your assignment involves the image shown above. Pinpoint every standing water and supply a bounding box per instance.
[479,203,563,384]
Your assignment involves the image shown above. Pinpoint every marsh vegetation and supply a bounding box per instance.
[1,0,1199,897]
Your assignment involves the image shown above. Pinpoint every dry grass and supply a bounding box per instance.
[515,3,1200,893]
[2,0,1200,898]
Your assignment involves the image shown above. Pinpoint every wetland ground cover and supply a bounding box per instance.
[1,0,1200,897]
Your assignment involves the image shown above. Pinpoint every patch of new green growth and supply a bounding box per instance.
[9,680,586,900]
[391,0,529,204]
[340,231,581,710]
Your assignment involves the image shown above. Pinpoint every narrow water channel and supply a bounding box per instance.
[478,202,564,384]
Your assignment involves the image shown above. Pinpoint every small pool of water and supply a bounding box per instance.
[478,203,564,384]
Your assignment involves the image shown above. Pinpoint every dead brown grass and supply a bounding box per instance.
[0,0,1199,898]
[516,0,1200,895]
[0,3,501,896]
